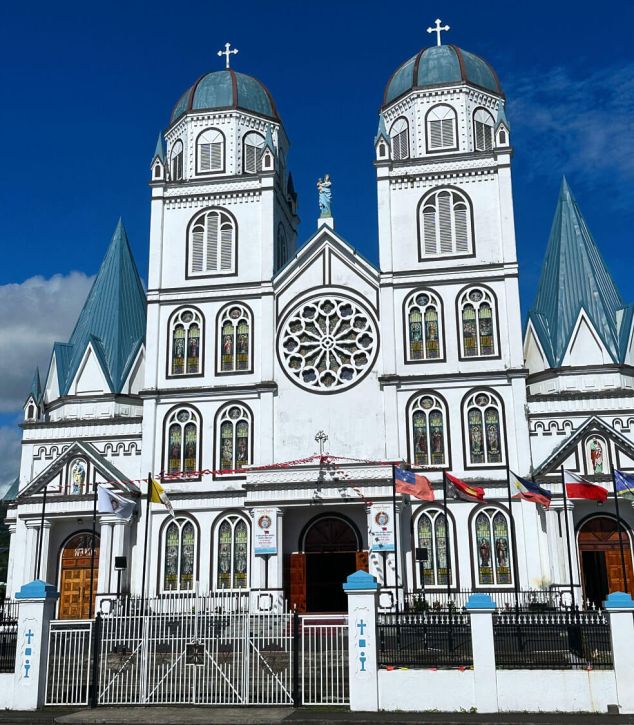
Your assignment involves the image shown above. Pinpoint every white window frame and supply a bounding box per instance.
[426,105,458,152]
[164,406,201,476]
[404,290,443,361]
[414,507,456,589]
[408,393,449,468]
[160,517,198,593]
[463,390,506,467]
[390,117,410,160]
[196,129,224,174]
[188,208,237,276]
[276,223,288,269]
[243,132,265,174]
[170,139,184,180]
[471,506,514,588]
[213,513,251,591]
[216,403,252,473]
[168,308,203,376]
[473,108,495,152]
[218,304,252,374]
[458,287,497,358]
[419,188,473,258]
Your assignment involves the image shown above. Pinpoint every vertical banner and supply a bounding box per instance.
[254,507,277,555]
[368,503,395,552]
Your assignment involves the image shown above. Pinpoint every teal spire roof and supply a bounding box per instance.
[53,219,146,396]
[528,178,630,367]
[153,133,165,162]
[264,125,276,155]
[375,114,389,144]
[29,368,42,404]
[496,102,510,130]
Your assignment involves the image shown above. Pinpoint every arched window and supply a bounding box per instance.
[426,105,457,151]
[415,509,455,588]
[277,224,288,270]
[218,304,252,373]
[217,403,252,472]
[405,290,442,361]
[169,308,203,376]
[409,393,448,467]
[459,287,496,357]
[390,118,409,160]
[214,514,250,590]
[162,518,197,592]
[67,458,88,495]
[196,129,224,173]
[164,406,200,476]
[170,140,183,180]
[189,208,236,276]
[464,390,505,466]
[419,188,473,257]
[473,109,495,151]
[153,164,161,179]
[243,132,265,174]
[472,507,513,586]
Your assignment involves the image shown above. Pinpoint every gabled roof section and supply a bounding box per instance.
[375,114,389,145]
[528,178,625,367]
[152,133,165,162]
[26,368,42,406]
[51,220,146,397]
[496,101,510,130]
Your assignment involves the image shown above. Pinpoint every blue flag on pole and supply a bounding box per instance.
[614,470,634,498]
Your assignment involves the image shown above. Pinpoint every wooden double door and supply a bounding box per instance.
[58,533,100,620]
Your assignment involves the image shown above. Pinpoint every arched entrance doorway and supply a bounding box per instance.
[578,516,633,608]
[58,532,100,619]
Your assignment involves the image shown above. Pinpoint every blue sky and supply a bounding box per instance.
[0,0,633,486]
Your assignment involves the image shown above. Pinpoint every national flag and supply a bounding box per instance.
[445,472,485,503]
[563,470,608,503]
[97,485,136,521]
[509,471,552,508]
[150,479,176,518]
[614,470,634,499]
[394,466,435,501]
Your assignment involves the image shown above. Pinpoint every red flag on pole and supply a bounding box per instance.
[445,472,486,503]
[563,470,608,502]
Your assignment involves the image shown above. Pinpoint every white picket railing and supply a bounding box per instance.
[45,620,93,705]
[300,614,349,706]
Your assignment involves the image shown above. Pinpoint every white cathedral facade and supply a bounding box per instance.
[7,37,634,618]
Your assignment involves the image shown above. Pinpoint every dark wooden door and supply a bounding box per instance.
[58,533,99,620]
[289,552,307,613]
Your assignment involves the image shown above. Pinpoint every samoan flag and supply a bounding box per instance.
[394,466,435,501]
[614,470,634,499]
[509,471,552,508]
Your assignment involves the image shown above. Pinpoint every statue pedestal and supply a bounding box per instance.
[318,215,334,229]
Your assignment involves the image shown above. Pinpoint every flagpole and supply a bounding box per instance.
[88,482,98,619]
[140,473,152,614]
[560,466,576,609]
[612,469,629,595]
[442,471,451,602]
[391,465,400,614]
[505,467,520,613]
[34,483,47,580]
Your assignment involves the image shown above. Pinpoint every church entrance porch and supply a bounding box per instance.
[58,532,100,620]
[579,515,634,608]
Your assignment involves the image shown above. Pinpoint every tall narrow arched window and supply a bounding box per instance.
[409,393,448,467]
[463,390,505,467]
[164,406,200,476]
[472,507,513,586]
[219,304,252,373]
[415,509,455,588]
[390,118,409,160]
[277,224,288,270]
[215,514,250,590]
[162,518,197,592]
[459,287,497,357]
[473,109,495,151]
[170,140,184,181]
[419,188,473,257]
[404,290,442,361]
[188,208,237,276]
[196,129,224,173]
[243,132,265,174]
[217,404,252,472]
[169,308,203,376]
[426,105,457,152]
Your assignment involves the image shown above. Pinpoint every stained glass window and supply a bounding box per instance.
[219,305,251,373]
[409,394,447,467]
[215,515,250,590]
[416,509,452,587]
[162,519,197,592]
[459,288,496,357]
[405,291,442,361]
[474,508,513,586]
[217,405,251,472]
[170,309,202,375]
[164,407,200,476]
[465,391,505,466]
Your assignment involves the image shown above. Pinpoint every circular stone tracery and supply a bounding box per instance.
[279,295,378,392]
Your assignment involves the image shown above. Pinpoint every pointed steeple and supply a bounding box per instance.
[55,219,146,395]
[153,133,165,162]
[375,114,389,144]
[30,368,42,404]
[496,101,510,130]
[529,178,624,367]
[264,125,276,155]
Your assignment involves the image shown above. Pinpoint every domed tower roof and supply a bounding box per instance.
[383,44,503,107]
[170,69,280,124]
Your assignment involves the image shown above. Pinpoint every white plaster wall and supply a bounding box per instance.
[0,673,14,709]
[379,668,475,711]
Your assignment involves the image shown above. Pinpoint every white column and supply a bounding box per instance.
[5,524,16,598]
[24,521,39,582]
[605,592,634,714]
[546,501,580,603]
[466,593,498,713]
[344,570,379,712]
[110,520,130,594]
[97,517,114,594]
[37,521,52,583]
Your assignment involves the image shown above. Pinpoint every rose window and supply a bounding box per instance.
[279,296,378,392]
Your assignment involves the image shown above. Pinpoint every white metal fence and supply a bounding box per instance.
[45,620,93,706]
[300,614,349,706]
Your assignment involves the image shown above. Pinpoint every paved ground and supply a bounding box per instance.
[1,710,634,725]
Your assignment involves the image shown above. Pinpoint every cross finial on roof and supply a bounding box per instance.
[315,431,329,457]
[217,42,239,69]
[427,18,450,46]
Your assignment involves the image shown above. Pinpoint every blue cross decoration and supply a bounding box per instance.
[25,629,34,644]
[24,629,35,678]
[356,620,366,635]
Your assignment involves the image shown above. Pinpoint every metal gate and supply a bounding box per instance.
[300,614,349,706]
[46,620,93,705]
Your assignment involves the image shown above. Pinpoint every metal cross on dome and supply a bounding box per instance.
[217,42,239,69]
[427,18,450,46]
[315,431,329,456]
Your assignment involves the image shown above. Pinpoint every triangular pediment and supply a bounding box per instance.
[561,310,609,366]
[17,441,140,501]
[70,339,113,395]
[524,320,547,374]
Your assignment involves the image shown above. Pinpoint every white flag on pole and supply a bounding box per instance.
[97,484,136,521]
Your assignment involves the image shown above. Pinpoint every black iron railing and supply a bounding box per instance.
[378,612,473,668]
[493,610,613,669]
[0,600,19,673]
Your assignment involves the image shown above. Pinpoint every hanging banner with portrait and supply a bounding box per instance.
[254,507,277,555]
[368,503,395,552]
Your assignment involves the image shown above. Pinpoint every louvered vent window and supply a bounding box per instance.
[427,105,457,151]
[243,132,265,174]
[170,140,184,181]
[197,129,224,173]
[189,209,236,276]
[474,109,495,151]
[390,118,409,160]
[420,189,473,257]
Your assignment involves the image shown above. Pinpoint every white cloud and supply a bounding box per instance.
[0,272,94,412]
[0,425,21,494]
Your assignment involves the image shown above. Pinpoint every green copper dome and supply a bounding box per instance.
[171,70,279,124]
[383,45,503,107]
